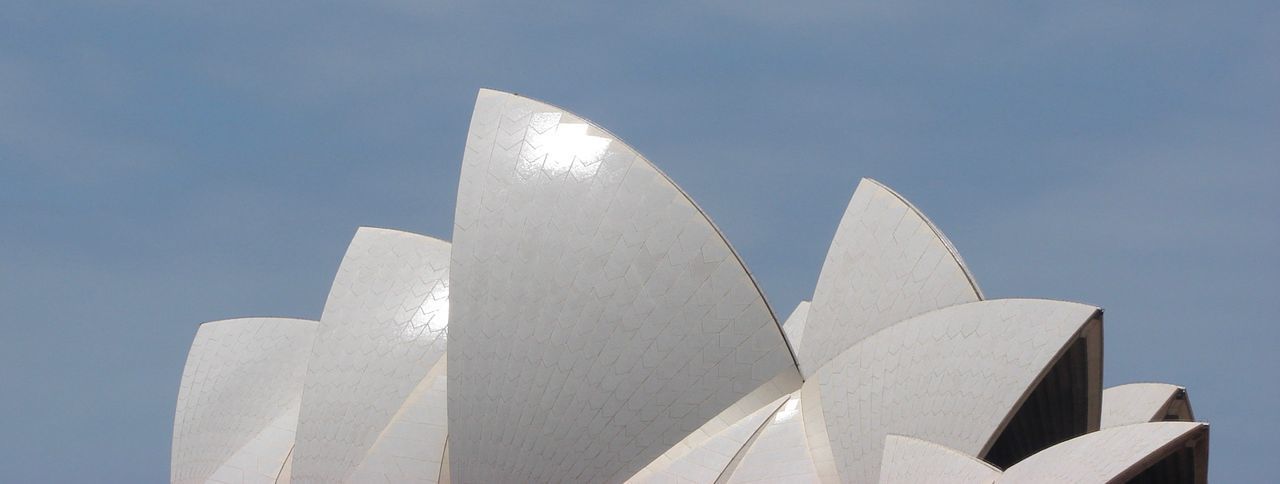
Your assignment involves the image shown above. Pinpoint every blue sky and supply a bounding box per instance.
[1,1,1275,482]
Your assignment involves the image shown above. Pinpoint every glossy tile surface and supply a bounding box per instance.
[808,299,1099,483]
[448,89,799,483]
[293,227,451,482]
[171,318,317,484]
[999,422,1207,483]
[878,435,1001,484]
[800,178,982,377]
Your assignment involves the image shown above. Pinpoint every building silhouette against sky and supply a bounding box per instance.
[171,90,1209,483]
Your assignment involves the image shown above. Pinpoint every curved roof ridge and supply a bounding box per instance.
[863,178,984,300]
[999,421,1208,483]
[450,90,799,482]
[880,434,1004,482]
[1102,382,1194,429]
[294,227,453,481]
[805,298,1101,482]
[479,88,798,371]
[354,225,453,245]
[1108,381,1186,388]
[805,298,1099,378]
[1102,420,1204,431]
[884,434,1005,473]
[172,317,317,483]
[197,316,319,327]
[798,178,988,376]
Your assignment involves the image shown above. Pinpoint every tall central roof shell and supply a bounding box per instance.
[447,89,800,483]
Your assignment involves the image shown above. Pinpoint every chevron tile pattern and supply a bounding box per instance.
[292,228,451,482]
[448,90,798,483]
[171,318,316,483]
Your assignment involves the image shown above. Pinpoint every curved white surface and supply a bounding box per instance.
[724,392,821,484]
[878,435,1001,484]
[1102,383,1191,429]
[347,358,450,483]
[293,227,451,482]
[999,421,1207,483]
[799,178,982,377]
[208,404,301,483]
[627,396,786,484]
[807,299,1100,483]
[781,301,811,352]
[171,317,317,484]
[448,89,799,483]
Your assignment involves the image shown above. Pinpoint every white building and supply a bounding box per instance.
[172,89,1208,483]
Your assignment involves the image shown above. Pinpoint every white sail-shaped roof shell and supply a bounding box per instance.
[999,421,1208,483]
[448,89,799,483]
[169,90,1215,484]
[292,227,451,482]
[805,299,1101,483]
[799,178,982,377]
[171,317,317,484]
[1101,383,1194,429]
[878,435,1001,484]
